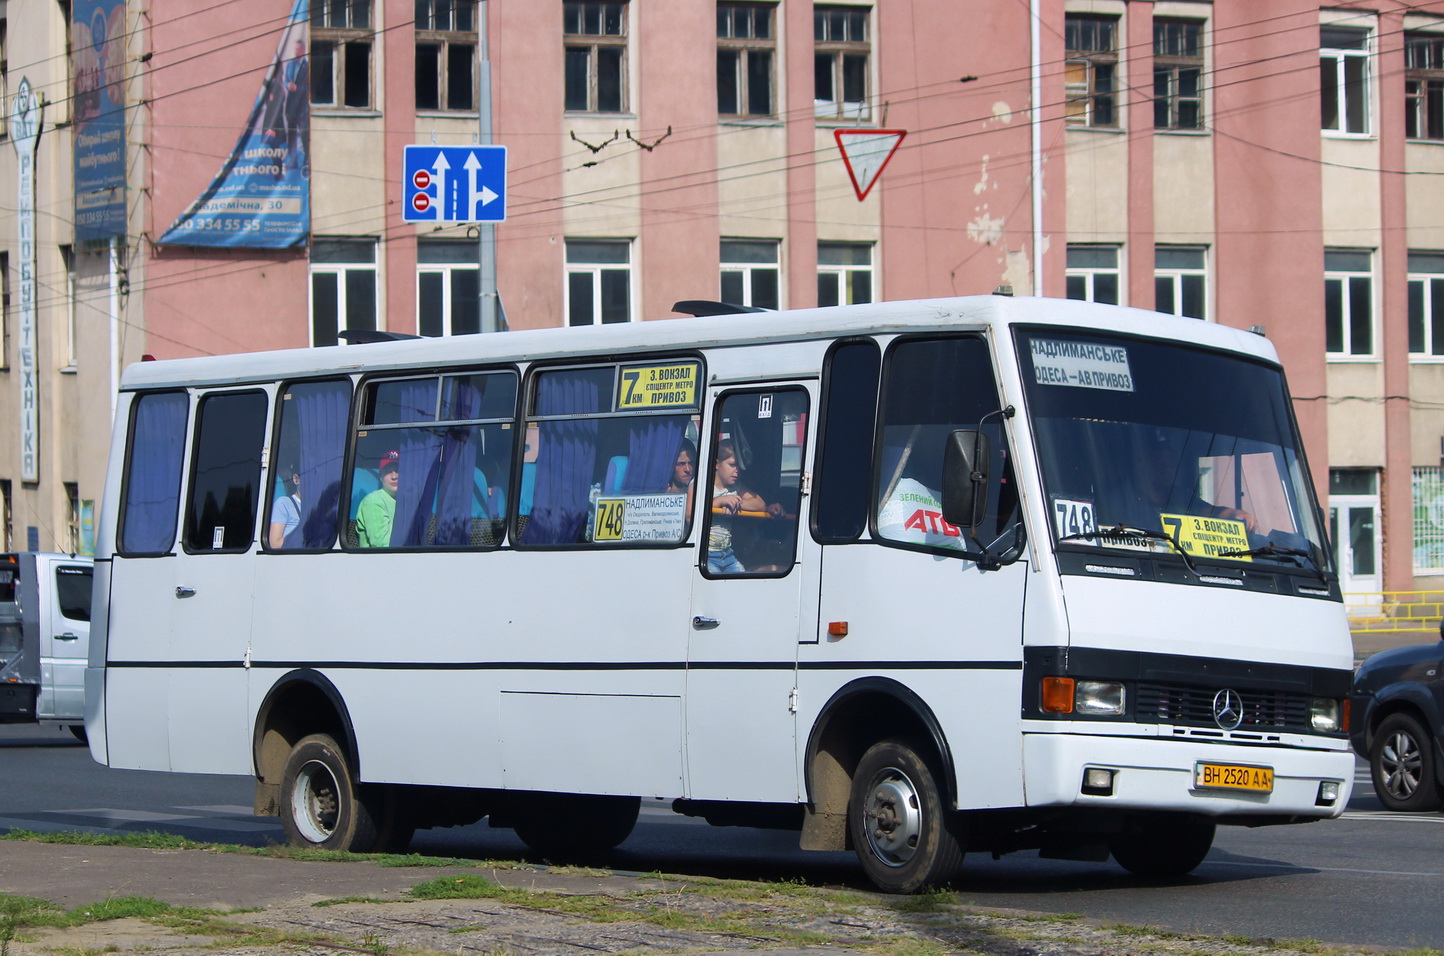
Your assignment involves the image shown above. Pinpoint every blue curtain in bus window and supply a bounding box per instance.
[521,377,600,544]
[432,379,480,546]
[295,381,350,548]
[121,392,189,554]
[393,379,448,547]
[620,417,687,493]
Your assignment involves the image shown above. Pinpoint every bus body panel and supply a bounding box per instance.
[804,543,1029,810]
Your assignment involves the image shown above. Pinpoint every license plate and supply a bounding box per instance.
[1194,762,1273,793]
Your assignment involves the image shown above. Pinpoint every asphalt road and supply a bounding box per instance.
[2,722,1440,949]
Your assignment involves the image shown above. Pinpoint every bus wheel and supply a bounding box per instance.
[848,739,963,893]
[1108,813,1215,879]
[279,733,381,852]
[513,793,640,859]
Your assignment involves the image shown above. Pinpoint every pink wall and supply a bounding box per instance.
[147,0,309,359]
[878,2,1062,299]
[638,4,720,319]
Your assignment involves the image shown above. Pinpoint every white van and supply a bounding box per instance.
[0,552,94,738]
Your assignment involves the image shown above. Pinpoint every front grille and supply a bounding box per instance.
[1135,681,1313,734]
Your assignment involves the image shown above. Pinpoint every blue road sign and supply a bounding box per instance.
[403,145,507,223]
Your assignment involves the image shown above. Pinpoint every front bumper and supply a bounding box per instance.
[1022,731,1355,819]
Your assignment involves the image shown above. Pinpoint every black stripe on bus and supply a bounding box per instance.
[104,659,1023,672]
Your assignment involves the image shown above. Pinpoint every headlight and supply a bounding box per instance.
[1075,680,1126,716]
[1310,697,1342,733]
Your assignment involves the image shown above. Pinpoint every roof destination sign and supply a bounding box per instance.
[403,144,507,223]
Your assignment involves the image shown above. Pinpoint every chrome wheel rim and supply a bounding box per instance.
[291,759,340,843]
[1380,730,1424,801]
[862,765,923,867]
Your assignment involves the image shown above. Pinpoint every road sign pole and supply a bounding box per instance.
[477,0,500,332]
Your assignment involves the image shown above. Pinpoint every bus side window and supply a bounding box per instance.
[183,390,269,553]
[702,388,809,576]
[119,391,189,555]
[266,379,352,551]
[813,339,880,543]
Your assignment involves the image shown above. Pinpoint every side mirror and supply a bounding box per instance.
[942,429,989,530]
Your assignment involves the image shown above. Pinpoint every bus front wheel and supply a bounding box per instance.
[848,739,963,893]
[280,733,389,852]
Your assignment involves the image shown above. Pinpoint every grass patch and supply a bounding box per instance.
[890,886,956,913]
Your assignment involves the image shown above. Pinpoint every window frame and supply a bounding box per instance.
[720,238,781,310]
[1065,14,1120,129]
[1065,244,1122,305]
[311,0,374,110]
[1406,30,1444,141]
[310,239,379,347]
[817,241,874,306]
[717,2,776,119]
[1153,245,1207,320]
[1408,252,1444,360]
[565,238,633,326]
[813,4,871,122]
[415,0,478,112]
[417,240,481,337]
[1413,465,1444,574]
[1320,25,1371,136]
[1325,249,1375,360]
[564,0,628,114]
[1153,18,1204,131]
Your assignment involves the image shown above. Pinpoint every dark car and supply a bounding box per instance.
[1350,623,1444,811]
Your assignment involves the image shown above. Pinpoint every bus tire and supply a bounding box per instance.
[279,733,381,852]
[848,738,963,893]
[1370,713,1441,812]
[1108,812,1214,879]
[512,793,640,859]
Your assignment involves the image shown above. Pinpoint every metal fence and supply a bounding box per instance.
[1345,591,1444,634]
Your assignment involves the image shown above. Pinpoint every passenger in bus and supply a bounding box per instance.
[669,438,698,513]
[268,463,301,549]
[355,450,399,548]
[708,440,782,573]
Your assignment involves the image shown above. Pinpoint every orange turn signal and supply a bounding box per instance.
[1040,676,1075,714]
[827,621,849,637]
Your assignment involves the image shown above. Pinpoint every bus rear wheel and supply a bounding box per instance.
[279,733,401,853]
[848,738,963,893]
[1108,812,1215,879]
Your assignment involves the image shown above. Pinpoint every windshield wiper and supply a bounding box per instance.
[1217,542,1330,585]
[1057,524,1198,575]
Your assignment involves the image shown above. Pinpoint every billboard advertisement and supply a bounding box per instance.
[73,0,127,243]
[159,0,309,248]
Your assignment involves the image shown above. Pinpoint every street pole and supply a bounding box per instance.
[477,0,500,332]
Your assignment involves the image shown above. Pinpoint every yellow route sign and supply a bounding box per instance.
[618,362,699,409]
[1160,513,1250,560]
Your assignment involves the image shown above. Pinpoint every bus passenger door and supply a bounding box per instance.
[686,386,817,803]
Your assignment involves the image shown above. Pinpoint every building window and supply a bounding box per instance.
[1,14,9,139]
[1414,467,1444,574]
[65,482,80,554]
[312,0,373,109]
[718,2,775,118]
[565,239,631,326]
[0,252,8,368]
[817,241,873,306]
[416,0,477,111]
[1321,26,1369,135]
[311,239,378,347]
[60,245,76,368]
[1325,249,1373,357]
[0,479,9,551]
[1154,19,1203,130]
[1154,246,1206,319]
[814,5,869,121]
[417,240,480,336]
[1065,245,1120,304]
[1409,252,1444,357]
[721,239,780,310]
[1066,15,1118,127]
[1406,32,1444,140]
[564,1,627,113]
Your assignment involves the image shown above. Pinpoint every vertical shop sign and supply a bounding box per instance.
[11,79,40,482]
[73,0,127,242]
[159,0,309,248]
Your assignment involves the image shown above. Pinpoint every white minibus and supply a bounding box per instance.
[87,295,1354,892]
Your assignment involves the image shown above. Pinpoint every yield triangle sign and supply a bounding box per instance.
[835,128,907,201]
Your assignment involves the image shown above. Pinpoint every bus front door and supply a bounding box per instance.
[686,386,818,803]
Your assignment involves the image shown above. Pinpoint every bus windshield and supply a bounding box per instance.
[1016,328,1329,571]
